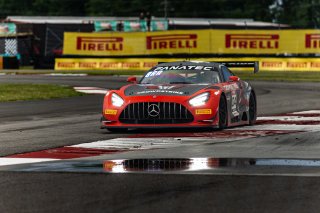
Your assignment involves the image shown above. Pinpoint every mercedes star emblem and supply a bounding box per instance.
[148,104,160,117]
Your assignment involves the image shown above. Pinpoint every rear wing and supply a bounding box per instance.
[218,61,259,73]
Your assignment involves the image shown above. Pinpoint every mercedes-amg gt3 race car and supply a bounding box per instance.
[101,61,258,132]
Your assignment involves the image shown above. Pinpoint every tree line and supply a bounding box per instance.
[0,0,319,28]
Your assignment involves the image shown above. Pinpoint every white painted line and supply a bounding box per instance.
[74,87,109,94]
[258,116,320,121]
[75,89,108,94]
[73,87,105,90]
[69,136,252,150]
[0,158,58,166]
[70,138,185,150]
[232,124,320,132]
[291,110,320,114]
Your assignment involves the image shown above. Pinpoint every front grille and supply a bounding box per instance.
[119,102,194,124]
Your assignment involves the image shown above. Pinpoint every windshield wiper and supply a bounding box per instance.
[169,81,192,84]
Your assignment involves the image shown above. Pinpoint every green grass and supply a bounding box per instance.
[233,71,320,82]
[0,84,84,102]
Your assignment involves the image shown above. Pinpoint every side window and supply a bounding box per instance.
[221,66,233,82]
[212,72,221,83]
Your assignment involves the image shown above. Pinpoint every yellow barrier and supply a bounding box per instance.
[55,58,170,70]
[63,30,210,56]
[55,58,320,71]
[211,30,320,54]
[63,30,320,56]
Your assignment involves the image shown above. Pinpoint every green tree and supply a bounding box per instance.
[47,0,86,16]
[0,0,33,17]
[86,0,113,16]
[271,0,320,28]
[0,0,87,17]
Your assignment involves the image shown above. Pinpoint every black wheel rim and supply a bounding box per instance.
[219,98,227,126]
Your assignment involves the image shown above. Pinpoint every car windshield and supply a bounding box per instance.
[140,69,221,84]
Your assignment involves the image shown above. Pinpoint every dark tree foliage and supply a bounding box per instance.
[0,0,87,17]
[85,0,274,21]
[271,0,320,28]
[0,0,318,28]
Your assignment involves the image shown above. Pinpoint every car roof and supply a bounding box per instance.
[156,61,222,68]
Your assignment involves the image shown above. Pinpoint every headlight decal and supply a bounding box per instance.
[189,92,210,107]
[111,93,124,107]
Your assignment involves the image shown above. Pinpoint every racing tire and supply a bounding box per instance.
[106,128,128,133]
[218,95,228,130]
[248,92,257,125]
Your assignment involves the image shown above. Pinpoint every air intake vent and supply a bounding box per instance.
[119,102,194,124]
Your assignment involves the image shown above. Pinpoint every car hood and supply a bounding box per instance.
[124,84,210,96]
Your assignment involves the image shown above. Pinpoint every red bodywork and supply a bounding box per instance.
[102,82,249,129]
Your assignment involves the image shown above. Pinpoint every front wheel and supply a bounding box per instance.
[248,92,257,125]
[218,95,228,130]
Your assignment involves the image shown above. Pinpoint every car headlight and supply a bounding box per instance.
[189,92,210,107]
[111,93,124,107]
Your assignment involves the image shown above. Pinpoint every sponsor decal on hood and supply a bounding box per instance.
[124,84,210,96]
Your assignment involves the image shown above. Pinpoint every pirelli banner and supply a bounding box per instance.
[55,57,320,71]
[63,30,209,56]
[63,29,320,56]
[213,30,320,54]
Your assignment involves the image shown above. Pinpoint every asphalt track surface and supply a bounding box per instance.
[1,75,320,212]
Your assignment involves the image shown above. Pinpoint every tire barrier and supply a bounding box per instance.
[0,56,19,69]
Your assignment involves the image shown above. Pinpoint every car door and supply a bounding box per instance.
[221,66,242,124]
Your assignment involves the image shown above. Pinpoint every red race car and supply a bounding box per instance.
[101,61,258,132]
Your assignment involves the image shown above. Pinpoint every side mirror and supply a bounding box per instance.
[229,76,240,82]
[127,76,137,83]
